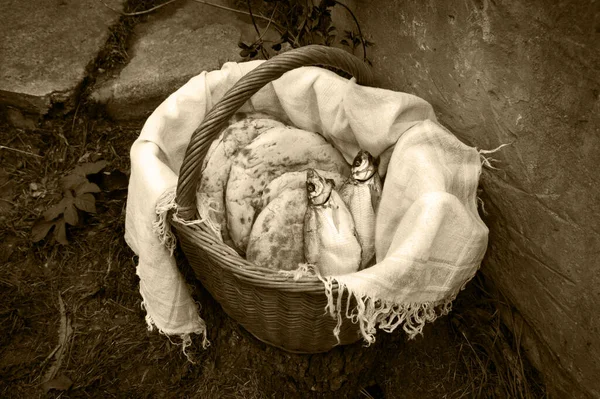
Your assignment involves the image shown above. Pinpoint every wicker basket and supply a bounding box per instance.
[172,45,374,353]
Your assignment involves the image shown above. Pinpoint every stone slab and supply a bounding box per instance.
[0,0,126,114]
[349,0,600,397]
[90,0,259,120]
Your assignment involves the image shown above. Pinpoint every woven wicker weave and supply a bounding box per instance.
[172,45,374,353]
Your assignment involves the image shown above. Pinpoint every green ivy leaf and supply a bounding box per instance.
[61,174,87,191]
[74,182,101,196]
[74,193,96,213]
[61,161,107,190]
[31,220,55,242]
[63,202,79,226]
[54,219,68,245]
[74,160,108,177]
[43,198,68,221]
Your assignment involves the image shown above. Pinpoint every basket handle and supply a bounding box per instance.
[175,45,374,220]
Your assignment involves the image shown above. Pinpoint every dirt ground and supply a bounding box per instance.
[0,111,549,398]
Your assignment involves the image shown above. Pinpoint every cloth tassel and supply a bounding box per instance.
[321,278,459,345]
[179,193,221,236]
[153,188,217,252]
[276,263,318,281]
[478,142,511,170]
[153,187,178,255]
[140,300,209,363]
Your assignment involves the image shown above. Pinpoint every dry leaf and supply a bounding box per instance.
[41,294,73,390]
[41,374,73,392]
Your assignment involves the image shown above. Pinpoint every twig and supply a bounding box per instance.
[257,3,278,42]
[292,17,306,48]
[334,1,368,62]
[246,0,269,59]
[38,345,61,377]
[0,198,38,216]
[359,387,375,399]
[98,0,179,16]
[71,102,80,135]
[0,145,42,158]
[190,0,286,33]
[99,0,286,35]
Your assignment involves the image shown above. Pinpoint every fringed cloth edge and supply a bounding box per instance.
[318,275,475,346]
[151,186,483,349]
[149,187,218,358]
[139,300,210,363]
[152,187,223,254]
[478,142,511,170]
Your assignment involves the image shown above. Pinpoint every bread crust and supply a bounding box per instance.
[226,127,350,253]
[246,187,307,271]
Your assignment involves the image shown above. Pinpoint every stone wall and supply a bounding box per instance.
[343,0,599,397]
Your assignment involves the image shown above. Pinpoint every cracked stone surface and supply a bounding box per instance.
[90,0,259,120]
[0,0,126,115]
[351,0,600,397]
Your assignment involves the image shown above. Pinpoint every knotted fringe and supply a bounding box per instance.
[477,196,488,216]
[153,187,178,255]
[150,188,212,362]
[277,263,318,281]
[193,192,222,239]
[153,189,222,254]
[140,301,210,363]
[319,276,457,346]
[478,142,511,170]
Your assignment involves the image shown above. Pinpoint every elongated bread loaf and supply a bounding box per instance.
[246,187,307,270]
[196,114,284,245]
[226,127,350,253]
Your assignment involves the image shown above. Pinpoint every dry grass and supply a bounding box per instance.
[0,116,273,398]
[447,275,548,399]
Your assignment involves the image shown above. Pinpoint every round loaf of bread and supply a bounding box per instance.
[246,187,307,271]
[196,114,284,245]
[226,127,350,253]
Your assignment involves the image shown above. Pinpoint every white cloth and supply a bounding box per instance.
[125,60,488,342]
